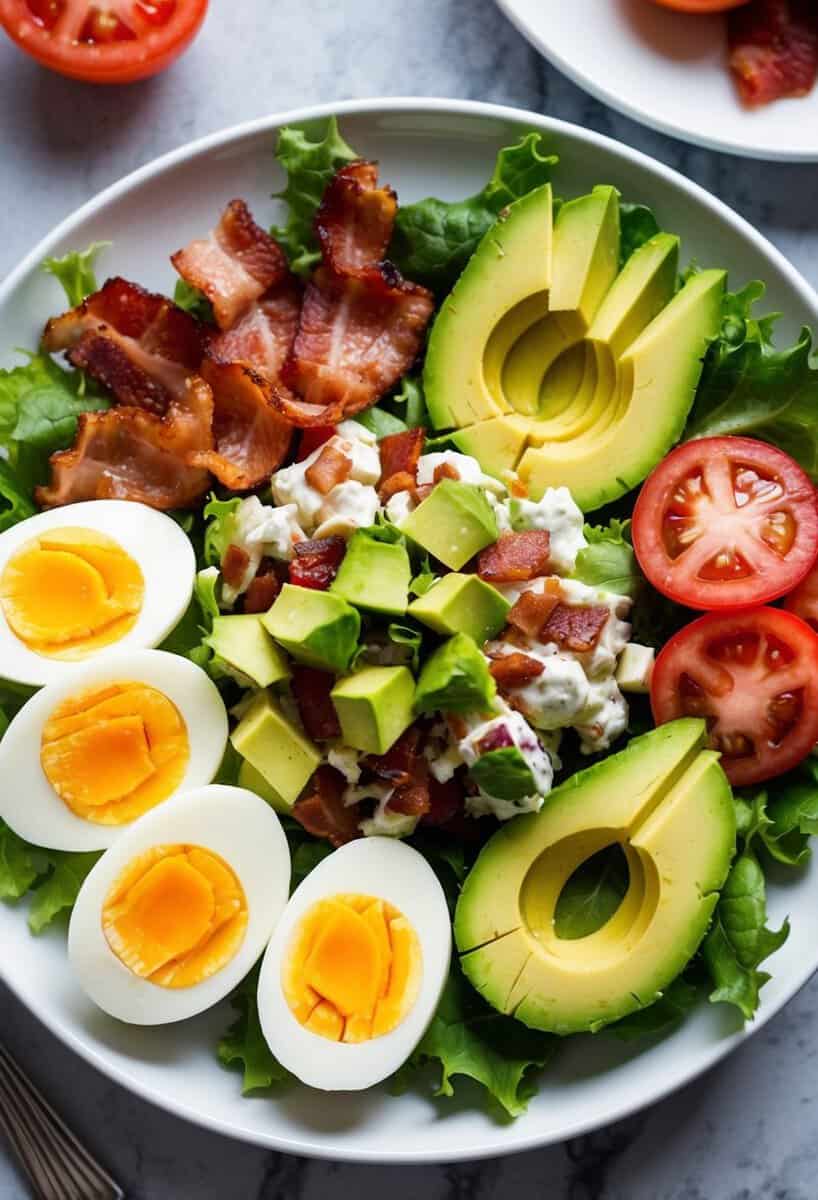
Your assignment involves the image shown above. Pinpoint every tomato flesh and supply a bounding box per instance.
[784,562,818,633]
[633,436,818,610]
[651,607,818,786]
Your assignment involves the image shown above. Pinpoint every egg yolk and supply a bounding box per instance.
[0,527,144,660]
[102,844,248,989]
[283,894,422,1043]
[40,682,189,825]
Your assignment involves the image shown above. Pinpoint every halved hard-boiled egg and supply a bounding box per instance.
[257,838,451,1091]
[68,785,291,1025]
[0,501,195,685]
[0,649,228,851]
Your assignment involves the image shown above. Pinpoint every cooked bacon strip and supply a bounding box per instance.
[367,726,426,787]
[420,776,463,827]
[222,544,251,591]
[379,470,416,504]
[292,766,360,847]
[434,462,460,483]
[242,567,282,614]
[378,428,425,486]
[188,360,293,490]
[489,652,545,688]
[208,276,302,381]
[540,604,609,653]
[36,376,213,510]
[290,666,342,741]
[388,783,430,817]
[304,443,353,495]
[729,0,818,106]
[507,587,560,638]
[478,531,552,583]
[43,277,206,411]
[315,161,397,278]
[172,199,289,330]
[289,535,346,590]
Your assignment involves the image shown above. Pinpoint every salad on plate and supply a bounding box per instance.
[2,116,818,1118]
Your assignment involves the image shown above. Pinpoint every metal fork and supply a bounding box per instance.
[0,1043,124,1200]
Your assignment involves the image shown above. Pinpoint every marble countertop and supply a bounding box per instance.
[1,2,817,1197]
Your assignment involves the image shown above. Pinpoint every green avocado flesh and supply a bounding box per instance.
[331,665,416,755]
[414,632,496,715]
[454,719,736,1035]
[206,614,290,688]
[408,572,510,643]
[231,691,321,813]
[400,479,498,570]
[262,584,360,674]
[423,183,725,509]
[330,530,411,616]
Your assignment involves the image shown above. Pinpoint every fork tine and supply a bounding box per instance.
[0,1057,85,1200]
[0,1072,72,1200]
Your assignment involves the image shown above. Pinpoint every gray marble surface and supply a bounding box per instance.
[0,2,817,1197]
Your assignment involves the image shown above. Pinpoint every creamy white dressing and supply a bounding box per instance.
[271,430,381,533]
[575,676,629,755]
[458,708,553,820]
[314,480,381,539]
[415,450,505,494]
[510,486,587,574]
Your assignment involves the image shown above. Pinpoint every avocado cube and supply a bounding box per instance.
[262,583,360,674]
[230,690,320,813]
[401,479,498,570]
[238,758,287,810]
[409,573,510,645]
[330,531,411,616]
[206,614,290,688]
[414,632,496,715]
[330,666,415,755]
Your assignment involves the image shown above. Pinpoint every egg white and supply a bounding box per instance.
[257,837,451,1092]
[0,649,228,851]
[0,500,196,686]
[68,785,291,1025]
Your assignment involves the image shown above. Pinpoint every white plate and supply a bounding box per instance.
[1,98,818,1164]
[498,0,818,161]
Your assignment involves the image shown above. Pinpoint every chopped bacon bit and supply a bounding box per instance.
[507,589,560,638]
[379,428,425,485]
[290,536,347,590]
[413,483,435,504]
[292,766,360,847]
[241,568,282,614]
[188,360,293,490]
[378,470,416,504]
[388,783,430,818]
[208,276,302,382]
[315,161,397,279]
[296,425,337,461]
[541,604,609,653]
[477,531,552,583]
[222,543,250,590]
[729,1,818,106]
[420,776,464,827]
[433,462,460,483]
[367,725,426,788]
[509,476,528,499]
[43,277,206,411]
[304,443,353,495]
[172,199,289,330]
[290,666,342,741]
[489,652,545,688]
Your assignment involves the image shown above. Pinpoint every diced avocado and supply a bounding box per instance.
[238,759,286,810]
[330,531,411,616]
[230,691,321,813]
[262,583,360,673]
[414,632,496,715]
[330,666,415,755]
[408,573,510,644]
[455,719,736,1035]
[400,480,498,571]
[470,747,536,802]
[451,416,530,479]
[206,614,290,688]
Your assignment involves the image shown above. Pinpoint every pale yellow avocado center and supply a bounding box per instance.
[283,894,422,1043]
[40,682,189,825]
[103,844,248,989]
[0,527,144,659]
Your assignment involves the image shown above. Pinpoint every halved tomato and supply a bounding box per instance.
[0,0,207,84]
[784,563,818,632]
[651,606,818,786]
[646,0,748,11]
[632,436,818,611]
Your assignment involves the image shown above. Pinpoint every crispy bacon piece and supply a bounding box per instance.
[172,199,289,330]
[36,376,213,510]
[388,783,430,818]
[290,666,342,741]
[274,267,434,427]
[489,652,545,687]
[379,428,425,485]
[478,531,552,583]
[540,604,609,653]
[289,535,346,590]
[304,443,353,495]
[42,277,206,411]
[208,276,302,381]
[379,470,416,504]
[434,461,460,483]
[728,0,818,106]
[241,567,282,614]
[420,776,464,827]
[367,726,425,787]
[315,161,397,279]
[222,544,251,591]
[188,360,293,490]
[296,425,337,462]
[292,766,360,847]
[507,587,560,638]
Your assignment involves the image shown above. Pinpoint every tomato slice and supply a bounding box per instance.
[784,562,818,632]
[0,0,207,83]
[632,436,818,611]
[651,606,818,786]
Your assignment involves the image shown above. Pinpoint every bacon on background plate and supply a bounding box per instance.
[315,160,397,278]
[208,276,302,382]
[728,0,818,106]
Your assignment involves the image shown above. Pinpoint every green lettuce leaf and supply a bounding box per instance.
[572,518,641,598]
[470,747,537,803]
[42,242,108,307]
[0,821,50,901]
[28,851,101,934]
[553,844,629,940]
[734,755,818,868]
[354,407,407,439]
[202,494,242,567]
[619,202,661,266]
[410,555,438,598]
[385,376,429,429]
[173,278,214,323]
[271,117,358,275]
[218,966,290,1092]
[387,622,423,671]
[389,132,558,292]
[0,458,36,533]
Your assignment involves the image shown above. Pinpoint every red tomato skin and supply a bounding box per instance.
[651,606,818,787]
[784,564,818,633]
[633,436,818,612]
[0,0,207,84]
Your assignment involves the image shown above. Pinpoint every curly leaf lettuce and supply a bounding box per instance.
[218,967,290,1092]
[571,518,641,599]
[41,242,108,308]
[0,821,100,932]
[619,202,661,267]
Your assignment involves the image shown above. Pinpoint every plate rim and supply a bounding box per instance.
[2,95,818,1164]
[495,0,818,163]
